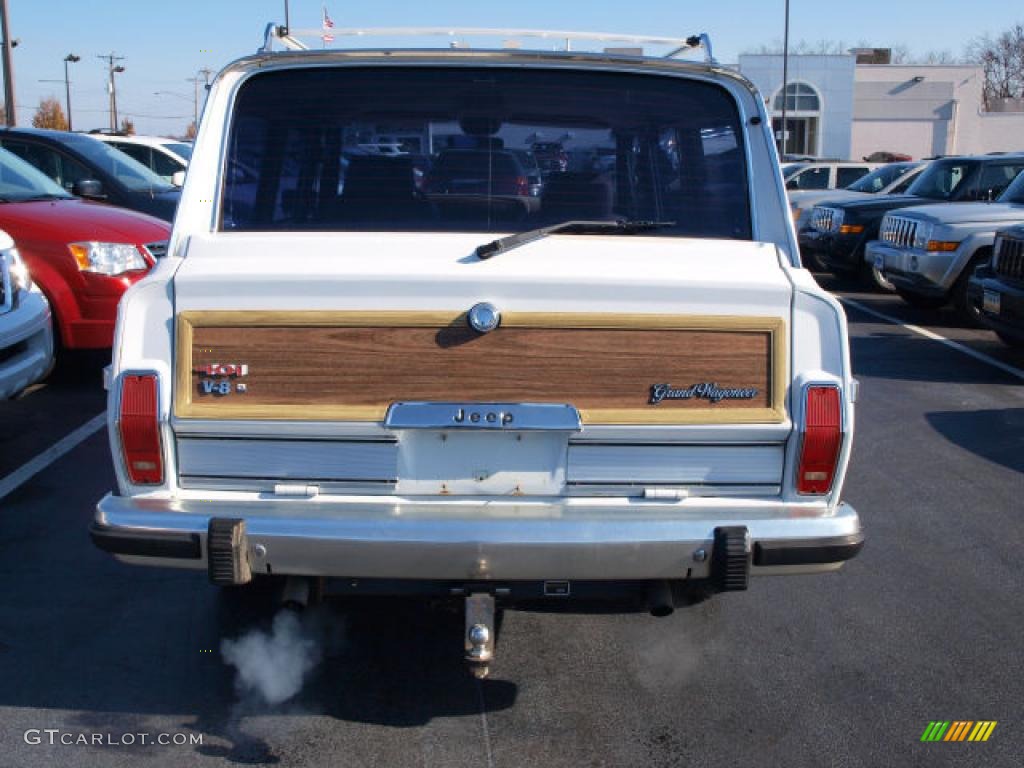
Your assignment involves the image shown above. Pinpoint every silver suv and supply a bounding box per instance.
[867,156,1024,319]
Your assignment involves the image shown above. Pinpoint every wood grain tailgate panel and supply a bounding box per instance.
[176,312,785,424]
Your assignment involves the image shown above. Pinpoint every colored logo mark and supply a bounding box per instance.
[920,721,997,742]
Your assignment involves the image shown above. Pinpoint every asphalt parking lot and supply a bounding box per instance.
[0,279,1021,768]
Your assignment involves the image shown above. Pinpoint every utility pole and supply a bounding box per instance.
[187,67,215,130]
[0,0,17,126]
[98,52,125,131]
[186,76,201,127]
[64,54,80,131]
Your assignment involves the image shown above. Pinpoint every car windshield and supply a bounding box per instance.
[906,159,977,200]
[847,163,917,193]
[67,136,175,192]
[0,146,73,201]
[998,170,1024,204]
[163,142,193,162]
[222,67,751,239]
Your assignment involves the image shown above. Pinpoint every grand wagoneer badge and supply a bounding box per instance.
[649,382,759,405]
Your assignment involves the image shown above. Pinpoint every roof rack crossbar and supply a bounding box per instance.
[259,24,716,63]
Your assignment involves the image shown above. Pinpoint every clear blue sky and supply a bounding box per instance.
[5,1,1021,136]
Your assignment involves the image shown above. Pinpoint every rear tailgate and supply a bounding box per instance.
[170,233,792,498]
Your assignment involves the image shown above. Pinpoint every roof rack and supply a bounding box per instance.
[259,23,716,64]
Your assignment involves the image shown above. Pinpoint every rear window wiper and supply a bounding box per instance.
[474,219,677,260]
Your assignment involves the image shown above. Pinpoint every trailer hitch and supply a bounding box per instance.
[464,593,496,678]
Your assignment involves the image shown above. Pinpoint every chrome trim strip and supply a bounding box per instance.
[385,402,582,432]
[176,437,398,481]
[567,444,784,485]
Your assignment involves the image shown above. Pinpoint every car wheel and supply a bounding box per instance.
[952,250,992,327]
[894,288,947,310]
[995,331,1024,349]
[801,250,826,272]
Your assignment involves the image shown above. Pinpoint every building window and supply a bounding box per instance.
[772,82,822,157]
[773,82,820,112]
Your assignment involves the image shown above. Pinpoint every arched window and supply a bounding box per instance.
[773,82,820,112]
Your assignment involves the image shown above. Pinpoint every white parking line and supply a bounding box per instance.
[840,297,1024,382]
[0,412,107,502]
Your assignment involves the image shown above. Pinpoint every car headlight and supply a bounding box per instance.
[68,242,148,276]
[912,222,933,250]
[5,247,32,292]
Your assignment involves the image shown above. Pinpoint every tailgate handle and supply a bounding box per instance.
[385,402,582,432]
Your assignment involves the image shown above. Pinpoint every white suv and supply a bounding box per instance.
[784,161,880,192]
[92,27,863,676]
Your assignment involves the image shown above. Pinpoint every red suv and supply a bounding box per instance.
[0,147,169,349]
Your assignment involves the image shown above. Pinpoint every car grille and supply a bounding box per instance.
[144,241,169,260]
[994,235,1024,282]
[880,215,918,248]
[0,254,11,315]
[811,207,837,232]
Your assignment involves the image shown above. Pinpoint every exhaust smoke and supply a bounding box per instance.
[220,609,327,706]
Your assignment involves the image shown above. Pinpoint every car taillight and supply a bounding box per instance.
[119,374,163,484]
[796,385,842,494]
[515,175,529,196]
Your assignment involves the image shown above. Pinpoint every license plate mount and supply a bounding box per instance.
[983,289,1001,315]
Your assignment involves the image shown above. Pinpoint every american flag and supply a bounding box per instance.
[321,6,335,43]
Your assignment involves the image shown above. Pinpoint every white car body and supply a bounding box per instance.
[0,230,54,399]
[92,43,863,666]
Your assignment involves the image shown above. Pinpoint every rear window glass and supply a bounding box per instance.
[221,67,751,240]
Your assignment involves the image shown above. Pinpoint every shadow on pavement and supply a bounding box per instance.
[925,408,1024,474]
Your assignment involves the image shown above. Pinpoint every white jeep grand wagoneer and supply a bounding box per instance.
[93,26,863,676]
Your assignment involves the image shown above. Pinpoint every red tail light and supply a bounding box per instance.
[514,175,529,196]
[796,385,842,494]
[119,374,163,484]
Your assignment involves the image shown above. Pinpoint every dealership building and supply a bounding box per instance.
[737,51,1024,161]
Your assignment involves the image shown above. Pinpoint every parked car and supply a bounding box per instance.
[424,149,541,218]
[868,168,1024,320]
[784,161,880,192]
[790,161,923,233]
[801,153,1024,290]
[92,133,191,185]
[0,128,180,222]
[530,141,569,176]
[968,225,1024,347]
[0,147,170,351]
[92,35,862,677]
[510,149,544,197]
[0,229,53,398]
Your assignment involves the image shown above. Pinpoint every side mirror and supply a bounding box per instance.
[71,179,106,200]
[171,170,186,188]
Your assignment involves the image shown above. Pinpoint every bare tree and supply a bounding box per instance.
[966,23,1024,109]
[185,121,197,140]
[119,117,136,135]
[32,97,69,131]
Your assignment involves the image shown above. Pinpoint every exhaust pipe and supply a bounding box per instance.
[281,576,312,612]
[647,580,674,617]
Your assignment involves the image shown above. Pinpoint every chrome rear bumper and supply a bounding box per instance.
[93,493,863,580]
